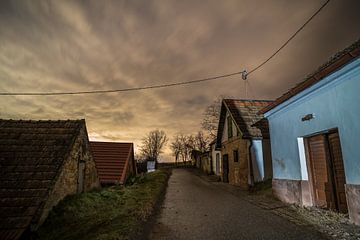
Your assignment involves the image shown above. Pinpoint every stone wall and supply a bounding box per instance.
[345,184,360,226]
[200,154,211,174]
[35,125,100,229]
[221,137,249,189]
[272,179,301,205]
[81,127,100,191]
[122,149,136,184]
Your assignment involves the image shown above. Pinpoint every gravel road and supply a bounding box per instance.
[148,168,327,240]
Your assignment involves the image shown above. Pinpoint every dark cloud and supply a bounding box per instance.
[0,0,359,160]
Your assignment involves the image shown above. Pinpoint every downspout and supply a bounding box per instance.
[248,140,255,188]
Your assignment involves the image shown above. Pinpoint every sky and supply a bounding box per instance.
[0,0,359,161]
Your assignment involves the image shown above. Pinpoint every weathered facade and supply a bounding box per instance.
[191,150,202,168]
[0,119,100,240]
[261,40,360,225]
[90,142,136,185]
[199,151,211,174]
[216,99,273,189]
[192,150,212,174]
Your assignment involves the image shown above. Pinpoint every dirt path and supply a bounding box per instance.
[148,168,327,240]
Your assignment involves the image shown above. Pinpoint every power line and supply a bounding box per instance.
[0,71,245,96]
[0,0,330,96]
[247,0,330,76]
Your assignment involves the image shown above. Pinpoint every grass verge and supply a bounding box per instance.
[37,169,171,240]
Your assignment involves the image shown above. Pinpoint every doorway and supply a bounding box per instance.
[222,154,229,183]
[305,130,347,213]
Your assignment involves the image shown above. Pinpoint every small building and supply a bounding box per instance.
[216,99,273,189]
[0,119,100,240]
[210,140,222,176]
[191,150,212,174]
[199,151,212,174]
[90,142,136,185]
[260,40,360,225]
[191,150,202,168]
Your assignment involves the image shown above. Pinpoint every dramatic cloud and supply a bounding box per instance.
[0,0,359,160]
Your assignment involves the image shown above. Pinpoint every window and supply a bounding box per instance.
[233,149,239,162]
[227,116,233,138]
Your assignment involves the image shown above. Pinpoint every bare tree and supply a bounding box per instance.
[201,98,222,139]
[184,135,195,162]
[171,132,209,164]
[178,134,189,163]
[172,134,194,163]
[194,131,209,152]
[140,130,168,165]
[170,135,182,164]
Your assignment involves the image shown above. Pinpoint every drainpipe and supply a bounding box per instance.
[248,140,255,188]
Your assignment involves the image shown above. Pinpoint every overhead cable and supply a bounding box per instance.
[0,0,331,96]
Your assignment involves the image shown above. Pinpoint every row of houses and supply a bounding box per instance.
[0,119,136,240]
[196,40,360,226]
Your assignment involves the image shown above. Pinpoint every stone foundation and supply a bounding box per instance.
[274,180,360,226]
[345,184,360,226]
[272,179,301,205]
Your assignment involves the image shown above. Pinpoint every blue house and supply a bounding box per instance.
[261,40,360,225]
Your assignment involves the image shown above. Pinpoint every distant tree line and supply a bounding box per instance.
[137,96,224,165]
[170,131,209,164]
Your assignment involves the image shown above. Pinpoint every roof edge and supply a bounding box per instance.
[89,141,134,145]
[260,40,360,114]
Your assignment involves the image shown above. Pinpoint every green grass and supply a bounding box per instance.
[37,169,171,240]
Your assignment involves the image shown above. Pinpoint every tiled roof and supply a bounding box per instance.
[0,119,84,240]
[224,99,273,138]
[216,99,273,146]
[90,142,133,185]
[260,39,360,114]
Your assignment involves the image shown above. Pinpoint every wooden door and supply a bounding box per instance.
[327,132,348,213]
[307,135,335,209]
[222,154,229,183]
[77,161,86,193]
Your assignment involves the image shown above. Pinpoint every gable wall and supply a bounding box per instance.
[266,58,360,184]
[265,57,360,226]
[35,126,100,230]
[122,147,136,184]
[221,111,239,143]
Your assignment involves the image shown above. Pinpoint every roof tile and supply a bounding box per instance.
[223,99,273,138]
[90,142,133,185]
[0,119,84,239]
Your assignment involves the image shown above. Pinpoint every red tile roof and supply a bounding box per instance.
[260,39,360,114]
[90,142,134,185]
[0,119,85,240]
